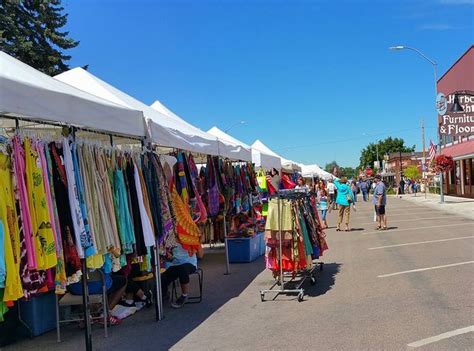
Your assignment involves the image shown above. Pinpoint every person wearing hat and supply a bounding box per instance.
[334,176,355,231]
[373,174,387,230]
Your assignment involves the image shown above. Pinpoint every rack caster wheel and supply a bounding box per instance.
[310,276,316,285]
[319,263,324,271]
[298,292,304,302]
[260,293,265,302]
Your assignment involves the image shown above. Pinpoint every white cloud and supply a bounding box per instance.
[419,24,453,30]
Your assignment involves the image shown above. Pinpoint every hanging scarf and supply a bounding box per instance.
[153,153,177,247]
[206,155,220,217]
[175,152,190,206]
[169,180,201,255]
[187,154,208,224]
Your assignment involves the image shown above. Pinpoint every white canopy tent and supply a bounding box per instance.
[206,126,252,162]
[250,139,282,170]
[251,140,301,172]
[54,68,222,156]
[0,52,146,137]
[281,158,302,172]
[149,101,245,161]
[300,164,335,180]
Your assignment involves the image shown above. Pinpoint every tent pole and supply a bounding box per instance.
[223,211,231,275]
[70,126,93,351]
[153,242,164,321]
[144,139,164,322]
[81,259,93,351]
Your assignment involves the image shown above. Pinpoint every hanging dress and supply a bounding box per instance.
[113,167,136,255]
[49,142,81,284]
[11,136,36,270]
[43,144,67,294]
[0,147,23,301]
[134,162,155,248]
[125,159,146,256]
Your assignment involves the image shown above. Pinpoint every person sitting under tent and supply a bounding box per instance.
[161,243,204,308]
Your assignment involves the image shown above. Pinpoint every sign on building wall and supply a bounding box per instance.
[438,92,474,137]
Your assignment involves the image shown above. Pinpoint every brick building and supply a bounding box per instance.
[437,46,474,198]
[382,152,424,185]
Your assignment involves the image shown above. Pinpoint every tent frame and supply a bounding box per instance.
[1,115,165,351]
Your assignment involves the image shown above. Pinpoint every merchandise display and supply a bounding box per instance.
[0,51,336,348]
[260,188,328,302]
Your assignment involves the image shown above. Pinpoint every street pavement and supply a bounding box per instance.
[7,196,474,351]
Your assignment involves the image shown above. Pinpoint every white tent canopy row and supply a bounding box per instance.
[0,52,324,170]
[300,164,335,180]
[207,126,253,163]
[0,52,146,137]
[250,139,302,172]
[54,68,245,160]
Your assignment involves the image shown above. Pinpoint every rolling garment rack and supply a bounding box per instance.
[259,188,322,302]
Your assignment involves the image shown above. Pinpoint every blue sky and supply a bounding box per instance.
[63,0,473,167]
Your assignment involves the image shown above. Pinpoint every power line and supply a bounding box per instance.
[277,126,437,151]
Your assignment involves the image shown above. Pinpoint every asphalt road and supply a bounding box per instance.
[9,196,474,351]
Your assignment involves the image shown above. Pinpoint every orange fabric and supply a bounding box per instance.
[170,181,201,255]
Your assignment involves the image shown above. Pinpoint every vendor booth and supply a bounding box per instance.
[0,52,151,350]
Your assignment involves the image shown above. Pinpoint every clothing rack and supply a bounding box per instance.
[260,188,321,302]
[0,115,163,351]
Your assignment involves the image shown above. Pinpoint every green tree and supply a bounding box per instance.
[404,165,421,180]
[0,0,79,76]
[324,161,339,174]
[340,166,356,179]
[359,137,414,169]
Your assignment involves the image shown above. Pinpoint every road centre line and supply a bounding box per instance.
[378,261,474,278]
[368,236,474,250]
[407,325,474,348]
[357,216,464,226]
[362,223,474,235]
[355,209,440,215]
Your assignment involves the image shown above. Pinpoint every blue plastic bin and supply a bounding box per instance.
[18,291,57,337]
[227,235,260,263]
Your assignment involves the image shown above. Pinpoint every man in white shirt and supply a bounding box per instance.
[327,180,337,210]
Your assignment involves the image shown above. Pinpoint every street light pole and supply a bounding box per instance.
[224,120,245,133]
[389,45,444,203]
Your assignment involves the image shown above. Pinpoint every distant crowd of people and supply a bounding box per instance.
[268,170,390,233]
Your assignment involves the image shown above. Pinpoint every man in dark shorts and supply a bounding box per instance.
[372,174,387,230]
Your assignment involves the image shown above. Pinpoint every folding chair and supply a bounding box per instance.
[171,267,203,304]
[55,270,108,342]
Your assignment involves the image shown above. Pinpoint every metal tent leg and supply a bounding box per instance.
[153,243,164,321]
[223,213,231,275]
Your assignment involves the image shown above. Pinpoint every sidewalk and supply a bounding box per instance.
[397,192,474,220]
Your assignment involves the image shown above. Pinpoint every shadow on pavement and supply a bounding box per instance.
[7,249,266,351]
[305,262,341,298]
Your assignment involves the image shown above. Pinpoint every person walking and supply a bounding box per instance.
[373,174,387,230]
[334,177,354,231]
[359,178,369,201]
[399,177,405,195]
[351,180,358,204]
[327,179,337,210]
[318,189,329,229]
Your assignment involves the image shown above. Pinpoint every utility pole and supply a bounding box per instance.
[421,118,427,199]
[376,143,379,170]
